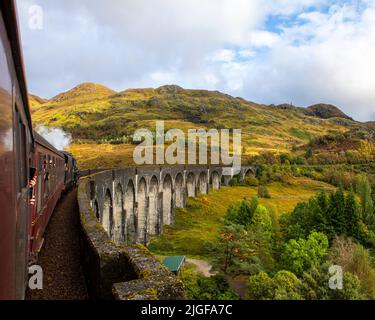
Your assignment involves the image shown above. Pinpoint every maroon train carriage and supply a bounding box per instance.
[29,133,66,263]
[0,0,34,300]
[61,151,78,190]
[0,1,78,300]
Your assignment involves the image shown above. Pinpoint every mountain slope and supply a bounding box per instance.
[29,94,48,110]
[30,83,364,168]
[306,104,353,120]
[51,82,116,103]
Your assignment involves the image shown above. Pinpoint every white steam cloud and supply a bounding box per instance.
[36,126,72,150]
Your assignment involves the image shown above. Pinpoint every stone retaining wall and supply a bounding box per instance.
[78,175,184,300]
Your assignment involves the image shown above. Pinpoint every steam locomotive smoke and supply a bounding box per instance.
[36,126,72,150]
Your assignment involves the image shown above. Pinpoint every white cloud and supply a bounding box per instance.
[249,30,280,48]
[17,0,375,120]
[238,50,256,59]
[240,2,375,121]
[149,70,176,84]
[209,49,236,63]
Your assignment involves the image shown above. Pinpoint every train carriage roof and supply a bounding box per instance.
[34,131,64,157]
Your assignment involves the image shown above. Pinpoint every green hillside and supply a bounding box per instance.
[30,83,369,168]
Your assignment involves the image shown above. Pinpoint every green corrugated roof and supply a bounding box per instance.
[163,256,186,272]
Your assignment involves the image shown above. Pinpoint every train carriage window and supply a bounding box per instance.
[51,156,54,184]
[53,157,56,185]
[14,110,21,191]
[14,108,28,191]
[43,155,48,200]
[47,155,51,196]
[20,122,27,186]
[37,153,43,213]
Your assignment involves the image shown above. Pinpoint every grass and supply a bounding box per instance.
[67,143,136,169]
[288,127,312,141]
[68,141,270,170]
[148,177,334,259]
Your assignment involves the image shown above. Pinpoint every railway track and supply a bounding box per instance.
[26,189,88,300]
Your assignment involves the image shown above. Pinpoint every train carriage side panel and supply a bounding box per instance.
[31,133,65,258]
[0,1,34,300]
[0,11,17,300]
[62,151,77,190]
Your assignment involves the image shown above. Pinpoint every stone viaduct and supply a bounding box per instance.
[87,165,256,246]
[77,164,256,299]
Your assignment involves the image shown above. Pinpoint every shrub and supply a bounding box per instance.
[281,232,329,275]
[322,169,356,189]
[224,197,258,227]
[330,272,364,300]
[273,270,304,300]
[244,175,259,186]
[293,156,307,165]
[247,272,275,300]
[329,236,356,271]
[258,185,271,198]
[341,243,375,299]
[229,174,243,186]
[247,270,304,300]
[182,269,239,300]
[280,153,293,164]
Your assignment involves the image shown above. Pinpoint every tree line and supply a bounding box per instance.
[200,174,375,300]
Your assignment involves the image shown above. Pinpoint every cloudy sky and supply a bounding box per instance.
[17,0,375,121]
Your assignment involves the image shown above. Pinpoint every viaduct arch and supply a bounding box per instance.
[88,165,256,245]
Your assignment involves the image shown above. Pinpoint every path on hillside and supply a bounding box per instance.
[186,258,214,277]
[26,189,88,300]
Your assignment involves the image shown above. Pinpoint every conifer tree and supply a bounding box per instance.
[344,190,361,239]
[224,197,258,227]
[309,197,328,235]
[327,187,346,237]
[316,191,329,213]
[356,175,374,230]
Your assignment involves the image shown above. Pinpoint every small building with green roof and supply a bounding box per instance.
[162,256,186,275]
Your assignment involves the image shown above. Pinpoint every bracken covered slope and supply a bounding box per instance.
[30,83,368,168]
